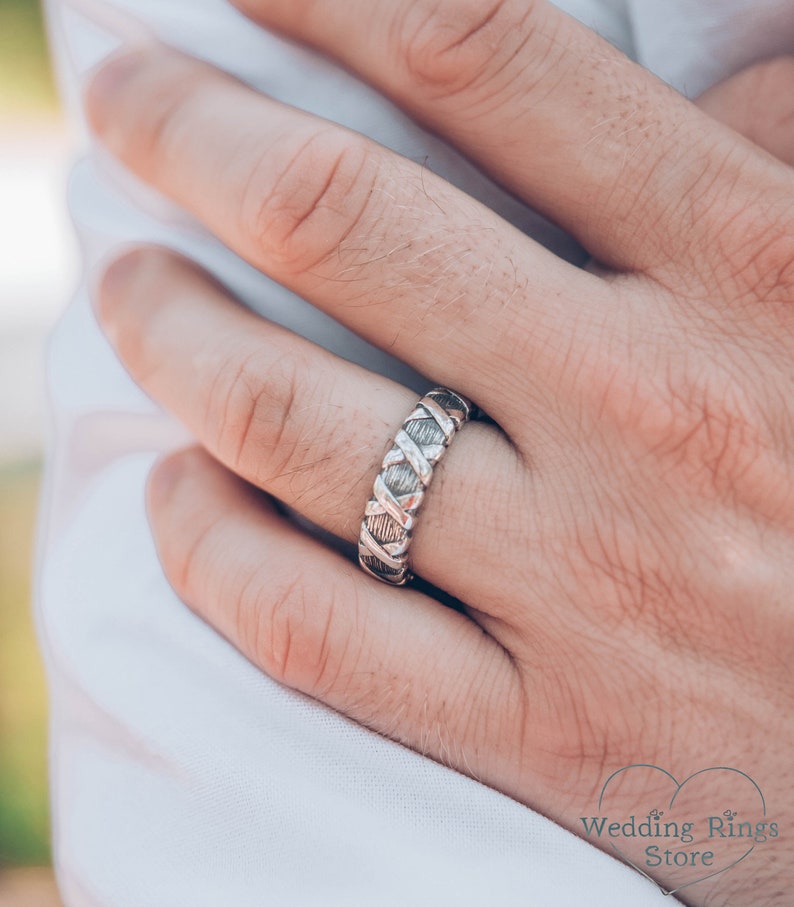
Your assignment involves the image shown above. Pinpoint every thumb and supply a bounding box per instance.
[696,57,794,166]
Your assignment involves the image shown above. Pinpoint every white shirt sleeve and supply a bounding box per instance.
[37,1,793,904]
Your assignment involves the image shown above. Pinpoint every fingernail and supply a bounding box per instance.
[147,451,189,512]
[90,248,145,324]
[85,47,146,133]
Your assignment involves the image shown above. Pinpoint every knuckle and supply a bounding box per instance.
[205,349,353,511]
[682,145,794,303]
[725,209,794,304]
[653,376,762,497]
[205,347,304,477]
[398,0,539,100]
[583,346,780,506]
[242,130,375,273]
[548,490,687,640]
[250,574,352,696]
[249,574,307,687]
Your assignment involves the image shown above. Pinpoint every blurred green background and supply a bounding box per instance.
[0,465,49,868]
[0,0,57,115]
[0,0,57,877]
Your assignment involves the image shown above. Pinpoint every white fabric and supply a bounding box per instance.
[37,1,794,904]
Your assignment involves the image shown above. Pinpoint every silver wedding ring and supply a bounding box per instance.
[358,388,473,585]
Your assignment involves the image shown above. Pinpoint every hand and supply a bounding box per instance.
[86,3,794,903]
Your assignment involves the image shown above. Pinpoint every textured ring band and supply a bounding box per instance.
[358,387,473,585]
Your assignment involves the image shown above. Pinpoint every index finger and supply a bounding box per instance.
[232,0,794,281]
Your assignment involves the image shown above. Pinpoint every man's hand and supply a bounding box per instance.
[86,3,794,902]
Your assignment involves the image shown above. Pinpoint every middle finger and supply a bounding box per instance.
[86,43,609,429]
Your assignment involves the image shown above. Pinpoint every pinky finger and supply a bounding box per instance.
[146,447,524,788]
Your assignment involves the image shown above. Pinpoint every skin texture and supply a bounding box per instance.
[85,2,794,902]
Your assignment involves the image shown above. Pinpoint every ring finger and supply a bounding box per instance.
[96,247,526,602]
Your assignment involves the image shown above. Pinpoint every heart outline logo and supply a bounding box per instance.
[597,764,766,897]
